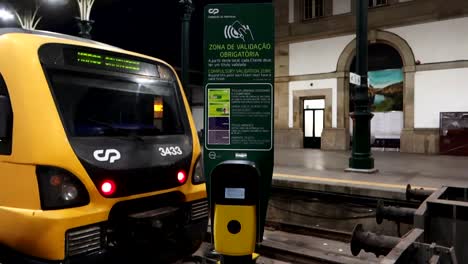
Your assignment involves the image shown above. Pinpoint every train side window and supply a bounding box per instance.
[0,74,13,155]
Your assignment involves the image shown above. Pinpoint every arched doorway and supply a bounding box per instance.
[349,43,404,150]
[334,30,416,152]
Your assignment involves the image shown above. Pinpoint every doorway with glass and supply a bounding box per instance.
[303,99,324,149]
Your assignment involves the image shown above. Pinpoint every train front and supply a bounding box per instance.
[41,42,208,262]
[0,32,207,263]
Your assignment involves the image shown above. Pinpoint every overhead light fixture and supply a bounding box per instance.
[0,9,14,21]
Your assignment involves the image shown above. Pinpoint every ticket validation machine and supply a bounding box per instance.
[203,3,274,264]
[211,161,259,259]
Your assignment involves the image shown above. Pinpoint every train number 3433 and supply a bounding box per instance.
[159,146,183,156]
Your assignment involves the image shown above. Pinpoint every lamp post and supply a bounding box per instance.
[179,0,194,105]
[347,0,376,172]
[75,0,95,39]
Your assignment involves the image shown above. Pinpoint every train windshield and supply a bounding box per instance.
[48,72,186,137]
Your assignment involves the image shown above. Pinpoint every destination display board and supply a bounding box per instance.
[203,3,274,242]
[63,48,159,77]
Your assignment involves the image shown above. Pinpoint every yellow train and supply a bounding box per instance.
[0,28,208,263]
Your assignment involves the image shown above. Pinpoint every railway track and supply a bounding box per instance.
[271,186,421,209]
[259,186,420,264]
[179,186,422,263]
[258,242,341,264]
[265,221,352,243]
[196,222,345,264]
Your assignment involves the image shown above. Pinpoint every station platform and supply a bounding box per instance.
[273,148,468,200]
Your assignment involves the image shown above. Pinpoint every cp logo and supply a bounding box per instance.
[93,149,121,164]
[208,8,219,15]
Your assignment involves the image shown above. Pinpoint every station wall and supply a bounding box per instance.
[289,17,468,76]
[288,0,295,23]
[333,0,351,16]
[288,78,337,128]
[414,68,468,128]
[289,35,354,76]
[387,17,468,64]
[287,17,468,132]
[191,106,204,132]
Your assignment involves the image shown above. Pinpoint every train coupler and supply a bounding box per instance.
[350,224,400,257]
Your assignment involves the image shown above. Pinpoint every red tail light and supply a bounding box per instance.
[177,171,187,184]
[101,180,116,196]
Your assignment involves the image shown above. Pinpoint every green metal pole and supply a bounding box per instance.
[180,0,193,105]
[349,0,375,170]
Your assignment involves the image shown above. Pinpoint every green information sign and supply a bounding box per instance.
[204,3,274,242]
[206,83,272,148]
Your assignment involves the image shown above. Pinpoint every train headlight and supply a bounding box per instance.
[192,156,205,184]
[62,184,79,201]
[36,166,90,210]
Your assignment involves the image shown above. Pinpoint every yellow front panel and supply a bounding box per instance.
[0,163,40,209]
[213,204,256,256]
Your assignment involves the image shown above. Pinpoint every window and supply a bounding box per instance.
[304,0,324,20]
[48,72,186,138]
[369,0,388,8]
[304,99,325,110]
[0,74,13,155]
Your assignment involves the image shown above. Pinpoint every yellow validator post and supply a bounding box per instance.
[211,162,259,264]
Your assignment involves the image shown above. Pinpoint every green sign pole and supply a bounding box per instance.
[203,2,274,255]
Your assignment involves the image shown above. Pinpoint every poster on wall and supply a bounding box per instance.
[368,69,403,112]
[369,68,404,148]
[350,68,404,149]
